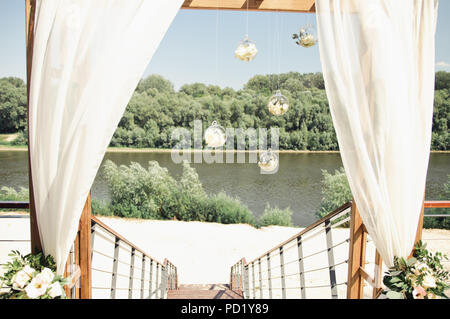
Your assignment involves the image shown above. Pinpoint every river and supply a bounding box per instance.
[0,151,448,226]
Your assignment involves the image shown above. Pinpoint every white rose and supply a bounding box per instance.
[39,268,55,284]
[25,277,49,298]
[422,274,437,288]
[415,262,431,274]
[12,270,31,289]
[47,282,63,298]
[22,265,35,277]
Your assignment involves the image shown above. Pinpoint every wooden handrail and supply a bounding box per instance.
[244,201,352,266]
[90,215,166,268]
[424,201,450,208]
[0,201,30,209]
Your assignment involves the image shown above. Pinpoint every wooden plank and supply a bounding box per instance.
[79,194,92,299]
[181,0,316,13]
[25,0,42,255]
[346,201,367,299]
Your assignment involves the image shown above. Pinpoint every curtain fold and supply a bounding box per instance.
[316,0,438,266]
[29,0,183,273]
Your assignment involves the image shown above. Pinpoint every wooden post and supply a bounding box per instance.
[409,198,425,258]
[346,201,367,299]
[79,194,92,298]
[25,0,42,254]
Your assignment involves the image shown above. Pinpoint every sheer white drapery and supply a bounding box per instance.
[316,0,438,266]
[29,0,183,273]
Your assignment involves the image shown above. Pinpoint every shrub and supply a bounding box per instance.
[316,167,352,219]
[0,187,29,211]
[102,160,259,226]
[258,205,293,227]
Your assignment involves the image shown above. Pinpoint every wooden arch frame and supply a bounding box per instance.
[24,0,425,299]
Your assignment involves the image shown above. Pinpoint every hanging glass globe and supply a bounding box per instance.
[204,121,226,148]
[258,149,278,172]
[292,24,317,48]
[267,90,289,116]
[235,35,258,62]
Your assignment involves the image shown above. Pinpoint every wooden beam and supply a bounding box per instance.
[346,201,367,299]
[181,0,316,13]
[79,194,92,299]
[25,0,42,254]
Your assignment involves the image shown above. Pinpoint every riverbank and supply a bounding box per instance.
[0,145,449,154]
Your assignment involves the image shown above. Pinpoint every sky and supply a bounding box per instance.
[1,1,450,90]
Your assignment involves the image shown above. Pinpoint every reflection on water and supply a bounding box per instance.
[0,151,448,226]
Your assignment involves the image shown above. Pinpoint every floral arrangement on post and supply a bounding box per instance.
[0,251,68,299]
[383,241,449,299]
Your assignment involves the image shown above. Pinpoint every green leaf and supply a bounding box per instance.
[407,257,417,266]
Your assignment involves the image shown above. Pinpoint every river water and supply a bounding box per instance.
[0,151,448,226]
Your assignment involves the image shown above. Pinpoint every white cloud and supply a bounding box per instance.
[436,61,450,68]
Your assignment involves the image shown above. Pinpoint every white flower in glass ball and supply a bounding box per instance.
[293,25,317,48]
[268,90,289,116]
[204,121,226,148]
[258,149,278,172]
[235,35,258,62]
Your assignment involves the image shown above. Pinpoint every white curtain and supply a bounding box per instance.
[29,0,183,273]
[316,0,438,266]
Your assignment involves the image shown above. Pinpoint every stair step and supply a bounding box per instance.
[168,287,243,299]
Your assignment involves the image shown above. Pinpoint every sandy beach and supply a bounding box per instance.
[1,214,449,299]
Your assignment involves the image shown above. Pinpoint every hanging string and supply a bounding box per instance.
[246,0,249,36]
[277,8,281,90]
[216,0,219,85]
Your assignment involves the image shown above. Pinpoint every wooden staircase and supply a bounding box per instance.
[167,284,244,299]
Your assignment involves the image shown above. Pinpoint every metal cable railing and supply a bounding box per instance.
[230,200,450,299]
[0,202,178,299]
[230,202,352,299]
[90,216,178,299]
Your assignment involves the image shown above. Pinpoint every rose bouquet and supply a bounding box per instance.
[383,241,449,299]
[0,251,68,299]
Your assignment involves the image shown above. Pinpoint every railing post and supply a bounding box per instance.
[155,264,160,299]
[258,259,263,299]
[111,237,120,299]
[149,260,153,298]
[347,201,367,299]
[252,262,256,299]
[266,253,272,299]
[128,247,135,299]
[279,246,286,299]
[325,219,338,299]
[140,255,146,299]
[244,264,250,299]
[297,236,306,299]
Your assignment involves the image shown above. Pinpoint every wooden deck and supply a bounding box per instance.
[167,284,243,299]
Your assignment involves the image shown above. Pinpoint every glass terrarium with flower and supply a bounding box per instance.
[258,149,278,173]
[235,35,258,62]
[267,90,289,116]
[204,121,227,148]
[292,24,317,48]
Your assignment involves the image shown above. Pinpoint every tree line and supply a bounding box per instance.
[1,71,449,150]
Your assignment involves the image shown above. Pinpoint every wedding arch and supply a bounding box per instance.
[20,0,439,299]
